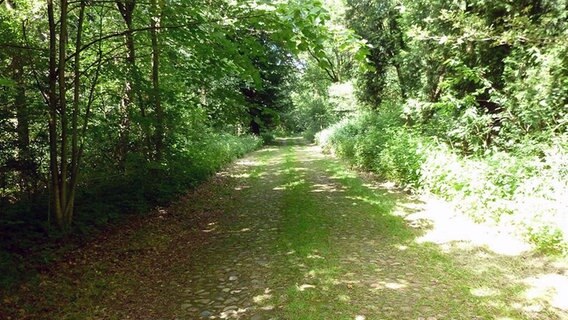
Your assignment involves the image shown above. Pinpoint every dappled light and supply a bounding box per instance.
[370,280,408,291]
[235,159,262,167]
[522,274,568,311]
[1,0,566,318]
[470,286,500,297]
[408,198,532,257]
[296,284,316,291]
[306,253,325,260]
[252,289,273,304]
[3,138,567,319]
[346,195,383,206]
[310,183,346,193]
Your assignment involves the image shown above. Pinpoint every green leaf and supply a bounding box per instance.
[0,77,15,87]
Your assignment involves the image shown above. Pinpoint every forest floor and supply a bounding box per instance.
[2,138,568,320]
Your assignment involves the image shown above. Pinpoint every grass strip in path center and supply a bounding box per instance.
[262,143,563,320]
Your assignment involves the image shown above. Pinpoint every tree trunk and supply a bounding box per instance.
[250,119,261,135]
[45,0,87,231]
[116,0,138,167]
[150,0,164,160]
[47,0,63,229]
[11,54,32,198]
[67,1,87,227]
[393,61,407,100]
[117,1,137,111]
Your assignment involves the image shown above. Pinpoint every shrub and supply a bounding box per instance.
[528,226,568,256]
[375,128,429,189]
[318,112,568,254]
[0,132,262,290]
[260,132,276,145]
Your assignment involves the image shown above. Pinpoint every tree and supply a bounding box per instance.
[0,0,335,231]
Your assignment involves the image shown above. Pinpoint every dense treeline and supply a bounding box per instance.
[346,0,567,151]
[0,0,349,286]
[289,0,567,254]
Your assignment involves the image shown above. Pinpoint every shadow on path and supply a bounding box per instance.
[2,140,567,320]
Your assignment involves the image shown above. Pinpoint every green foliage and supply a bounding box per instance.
[260,132,276,145]
[0,132,261,289]
[375,128,427,188]
[316,0,567,254]
[0,250,23,289]
[318,113,568,253]
[0,77,15,87]
[318,111,427,188]
[343,0,567,153]
[528,226,568,256]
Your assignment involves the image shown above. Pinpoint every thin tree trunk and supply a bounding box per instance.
[11,54,31,198]
[66,0,86,227]
[116,0,153,159]
[117,1,137,112]
[47,0,63,228]
[116,0,137,166]
[393,61,407,100]
[150,0,164,160]
[58,0,70,231]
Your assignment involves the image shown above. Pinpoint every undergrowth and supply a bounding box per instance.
[316,112,568,256]
[0,133,262,290]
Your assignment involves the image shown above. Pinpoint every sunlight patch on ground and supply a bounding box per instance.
[376,181,399,193]
[361,183,380,190]
[236,159,261,167]
[337,294,351,302]
[273,179,306,190]
[511,302,544,314]
[333,278,361,287]
[522,273,568,310]
[370,280,408,291]
[266,157,287,166]
[346,195,382,206]
[410,197,531,256]
[307,253,325,260]
[229,173,251,178]
[470,286,500,297]
[202,222,218,233]
[297,284,316,291]
[253,289,272,304]
[311,183,345,193]
[228,171,271,179]
[329,172,358,180]
[219,307,247,319]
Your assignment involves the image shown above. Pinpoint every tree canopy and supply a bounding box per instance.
[0,0,355,230]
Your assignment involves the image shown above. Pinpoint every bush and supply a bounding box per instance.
[375,128,428,188]
[528,226,568,256]
[260,132,276,145]
[302,127,318,142]
[0,132,262,290]
[317,112,426,189]
[318,112,568,254]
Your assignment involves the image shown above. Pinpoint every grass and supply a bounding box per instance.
[263,142,565,319]
[316,114,568,257]
[2,139,567,319]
